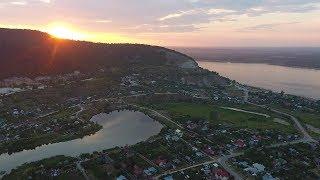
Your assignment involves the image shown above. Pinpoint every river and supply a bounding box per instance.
[198,61,320,100]
[0,110,163,174]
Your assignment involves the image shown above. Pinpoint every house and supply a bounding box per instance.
[50,169,60,177]
[116,175,127,180]
[238,161,250,168]
[155,157,167,167]
[163,175,174,180]
[244,167,259,176]
[143,167,157,176]
[214,169,230,180]
[314,158,320,167]
[253,163,265,172]
[235,139,246,148]
[203,146,215,155]
[262,173,276,180]
[12,109,20,116]
[175,129,183,137]
[133,165,143,176]
[196,151,204,157]
[244,163,265,176]
[99,154,114,164]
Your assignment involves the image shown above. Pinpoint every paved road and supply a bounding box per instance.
[130,104,184,129]
[76,161,90,180]
[270,109,315,142]
[155,160,218,179]
[218,153,244,180]
[235,85,316,143]
[222,107,270,118]
[136,105,245,180]
[75,104,85,119]
[35,110,59,119]
[267,138,315,148]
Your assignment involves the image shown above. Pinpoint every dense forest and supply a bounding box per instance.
[0,28,195,79]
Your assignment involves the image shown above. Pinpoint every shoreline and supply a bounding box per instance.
[197,60,320,71]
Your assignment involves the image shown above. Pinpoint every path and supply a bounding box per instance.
[155,160,217,179]
[221,107,270,118]
[235,85,315,142]
[218,153,244,180]
[134,105,244,180]
[76,161,90,180]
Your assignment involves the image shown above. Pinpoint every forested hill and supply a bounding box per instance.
[0,28,197,79]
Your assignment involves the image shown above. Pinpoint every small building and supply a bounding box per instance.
[116,175,127,180]
[163,175,174,180]
[262,173,276,180]
[214,169,230,180]
[143,167,157,176]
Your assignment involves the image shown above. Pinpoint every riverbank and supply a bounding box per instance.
[198,61,320,100]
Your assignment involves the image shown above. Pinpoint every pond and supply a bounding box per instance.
[0,110,163,173]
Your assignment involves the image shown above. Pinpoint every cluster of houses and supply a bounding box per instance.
[164,162,232,180]
[179,118,300,156]
[233,142,320,179]
[25,158,81,179]
[249,90,320,113]
[0,71,85,96]
[118,70,244,106]
[82,148,160,180]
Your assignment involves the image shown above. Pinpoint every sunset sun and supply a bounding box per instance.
[48,25,84,40]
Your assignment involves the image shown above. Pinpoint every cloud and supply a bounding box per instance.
[159,10,199,21]
[10,1,27,6]
[1,0,319,34]
[241,22,300,31]
[38,0,50,3]
[95,19,112,23]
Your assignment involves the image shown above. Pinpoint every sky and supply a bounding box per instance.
[1,0,320,47]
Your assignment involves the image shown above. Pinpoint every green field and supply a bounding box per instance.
[269,105,320,129]
[161,103,297,133]
[296,113,320,128]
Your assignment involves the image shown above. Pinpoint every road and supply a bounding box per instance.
[76,161,89,180]
[130,104,184,129]
[78,91,316,180]
[235,85,316,143]
[35,110,59,119]
[222,107,270,118]
[135,105,244,180]
[267,138,314,148]
[218,153,244,180]
[155,160,218,179]
[75,104,85,119]
[270,109,315,142]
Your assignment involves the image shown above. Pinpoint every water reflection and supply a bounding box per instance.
[199,61,320,99]
[0,110,163,173]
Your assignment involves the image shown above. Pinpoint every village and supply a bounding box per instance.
[1,66,320,180]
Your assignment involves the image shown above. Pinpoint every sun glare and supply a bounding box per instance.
[48,25,85,40]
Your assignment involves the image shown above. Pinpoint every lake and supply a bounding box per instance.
[0,110,163,173]
[198,61,320,100]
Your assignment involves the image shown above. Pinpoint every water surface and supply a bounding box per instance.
[198,61,320,99]
[0,110,163,173]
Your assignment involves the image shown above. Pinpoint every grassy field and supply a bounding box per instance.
[160,103,296,133]
[295,113,320,128]
[269,104,320,129]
